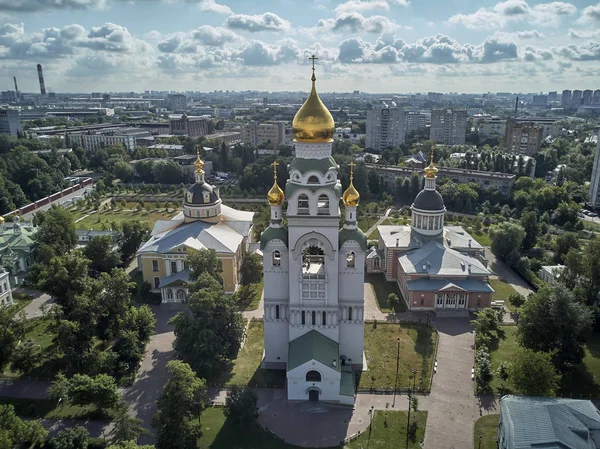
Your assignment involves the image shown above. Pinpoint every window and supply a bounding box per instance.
[477,297,481,306]
[306,370,321,382]
[436,295,443,305]
[275,305,280,319]
[153,277,160,289]
[311,311,316,325]
[307,175,319,184]
[152,260,159,272]
[417,215,422,228]
[317,194,329,215]
[177,289,186,300]
[298,194,309,214]
[420,298,424,306]
[171,261,177,274]
[272,250,281,266]
[167,289,173,300]
[373,257,380,268]
[322,311,326,325]
[429,216,434,230]
[458,295,465,306]
[434,216,439,229]
[346,252,355,268]
[301,311,306,325]
[348,307,353,321]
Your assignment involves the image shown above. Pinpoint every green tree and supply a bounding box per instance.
[520,211,539,251]
[507,348,560,397]
[563,238,600,303]
[83,236,122,275]
[0,404,47,448]
[50,426,89,449]
[109,406,149,445]
[240,253,262,285]
[67,373,120,411]
[186,248,223,285]
[118,220,150,262]
[232,284,256,310]
[518,283,593,369]
[490,222,525,265]
[113,161,135,182]
[475,349,493,392]
[387,293,399,310]
[554,233,579,264]
[34,206,78,262]
[10,342,42,374]
[107,442,154,449]
[94,269,136,341]
[224,386,258,429]
[508,293,525,308]
[0,306,26,372]
[153,360,207,449]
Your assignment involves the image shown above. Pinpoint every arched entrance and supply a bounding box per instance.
[307,387,320,402]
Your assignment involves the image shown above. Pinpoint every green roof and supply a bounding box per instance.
[339,227,367,251]
[288,157,339,175]
[260,225,288,250]
[0,226,37,257]
[288,330,340,372]
[285,181,342,198]
[340,367,355,397]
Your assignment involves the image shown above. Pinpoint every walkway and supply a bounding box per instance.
[364,208,392,237]
[485,248,534,297]
[14,288,54,319]
[424,318,477,449]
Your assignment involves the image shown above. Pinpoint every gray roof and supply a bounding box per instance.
[500,395,600,449]
[443,226,484,251]
[260,225,289,250]
[185,182,219,206]
[398,240,490,276]
[412,189,445,212]
[159,269,190,288]
[367,247,383,259]
[288,330,340,372]
[339,227,367,251]
[406,278,494,292]
[288,157,339,175]
[378,225,424,250]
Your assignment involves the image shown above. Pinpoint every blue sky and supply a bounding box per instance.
[0,0,599,93]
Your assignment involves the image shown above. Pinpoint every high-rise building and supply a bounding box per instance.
[594,90,600,105]
[532,95,547,107]
[583,89,593,105]
[561,90,571,107]
[589,135,600,210]
[571,90,582,105]
[365,105,405,151]
[241,121,286,146]
[404,112,429,134]
[168,94,187,112]
[548,91,558,102]
[0,109,22,137]
[505,120,543,156]
[477,117,506,138]
[169,114,209,137]
[430,108,467,146]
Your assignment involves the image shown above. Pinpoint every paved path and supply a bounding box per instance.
[0,379,51,398]
[485,248,534,298]
[14,288,54,319]
[424,318,477,449]
[242,287,264,320]
[364,208,392,238]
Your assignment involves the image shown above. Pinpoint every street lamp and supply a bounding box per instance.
[392,337,400,408]
[366,405,375,449]
[406,368,418,449]
[55,397,62,421]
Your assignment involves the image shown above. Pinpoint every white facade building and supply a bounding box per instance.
[366,105,405,151]
[241,121,286,146]
[538,265,565,284]
[261,68,366,404]
[430,108,467,145]
[589,135,600,210]
[68,128,153,151]
[0,266,12,307]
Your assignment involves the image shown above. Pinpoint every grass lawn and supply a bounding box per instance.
[361,323,437,390]
[0,397,115,420]
[489,327,600,396]
[245,278,264,311]
[366,274,407,313]
[10,293,33,314]
[224,322,285,388]
[198,407,427,449]
[488,278,520,311]
[69,203,177,230]
[471,231,492,247]
[473,415,499,449]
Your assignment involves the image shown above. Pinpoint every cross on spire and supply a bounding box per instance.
[429,147,434,164]
[195,144,200,157]
[309,54,318,81]
[348,161,356,180]
[272,160,279,179]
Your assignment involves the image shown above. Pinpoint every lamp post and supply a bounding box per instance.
[366,406,375,449]
[392,337,400,408]
[55,397,62,421]
[406,368,418,449]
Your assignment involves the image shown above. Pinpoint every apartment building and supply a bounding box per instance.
[68,128,154,151]
[505,120,543,156]
[366,105,405,151]
[515,116,562,139]
[430,108,467,145]
[404,112,429,134]
[240,121,285,146]
[0,109,22,137]
[477,117,506,138]
[169,114,210,137]
[589,136,600,210]
[168,94,187,111]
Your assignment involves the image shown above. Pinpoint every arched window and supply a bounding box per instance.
[176,289,186,300]
[275,305,280,319]
[348,307,353,321]
[322,311,326,325]
[306,370,321,382]
[272,250,281,266]
[317,194,329,215]
[346,252,355,268]
[167,289,173,300]
[298,194,309,215]
[311,311,316,325]
[301,311,306,325]
[307,175,319,184]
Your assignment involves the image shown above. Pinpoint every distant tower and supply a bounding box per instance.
[13,76,19,99]
[37,64,46,95]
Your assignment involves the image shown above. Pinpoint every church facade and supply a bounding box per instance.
[261,61,366,404]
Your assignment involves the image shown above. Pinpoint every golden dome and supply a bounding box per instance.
[0,216,4,224]
[424,151,438,178]
[292,56,335,143]
[194,145,204,173]
[343,162,360,207]
[267,161,284,206]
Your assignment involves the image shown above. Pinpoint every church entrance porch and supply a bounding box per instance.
[308,389,319,402]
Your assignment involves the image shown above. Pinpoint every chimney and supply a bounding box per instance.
[468,264,472,273]
[332,359,337,368]
[37,64,46,95]
[468,239,472,247]
[13,76,19,97]
[396,238,399,247]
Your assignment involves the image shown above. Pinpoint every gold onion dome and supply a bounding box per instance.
[424,152,438,178]
[292,55,335,143]
[343,162,360,207]
[194,146,204,173]
[267,161,284,206]
[0,216,4,224]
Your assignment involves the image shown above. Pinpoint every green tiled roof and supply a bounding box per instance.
[288,157,339,175]
[285,181,342,198]
[339,227,367,251]
[0,226,37,258]
[340,367,355,397]
[288,330,340,372]
[260,225,288,250]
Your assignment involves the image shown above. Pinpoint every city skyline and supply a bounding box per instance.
[0,0,599,93]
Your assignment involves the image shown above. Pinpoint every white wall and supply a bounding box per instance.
[287,361,341,402]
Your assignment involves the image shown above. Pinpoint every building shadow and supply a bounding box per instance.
[434,317,473,337]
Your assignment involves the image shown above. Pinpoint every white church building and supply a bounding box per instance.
[261,60,366,404]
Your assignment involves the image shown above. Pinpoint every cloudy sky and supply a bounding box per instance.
[0,0,599,93]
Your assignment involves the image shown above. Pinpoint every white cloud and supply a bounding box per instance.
[554,41,600,60]
[198,0,232,14]
[317,12,398,34]
[193,25,241,46]
[578,2,600,23]
[225,12,290,33]
[517,30,544,39]
[334,0,389,14]
[0,0,106,12]
[568,29,600,39]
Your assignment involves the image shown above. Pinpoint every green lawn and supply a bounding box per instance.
[488,278,521,311]
[489,326,600,396]
[0,397,115,420]
[10,293,33,314]
[471,231,492,247]
[366,273,407,313]
[361,323,437,390]
[245,278,264,311]
[224,322,285,388]
[474,415,499,449]
[70,203,177,230]
[198,407,427,449]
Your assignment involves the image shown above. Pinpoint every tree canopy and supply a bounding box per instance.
[507,348,560,397]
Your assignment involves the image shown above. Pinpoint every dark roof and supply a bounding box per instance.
[339,227,367,251]
[412,189,445,212]
[288,157,339,175]
[185,182,219,206]
[288,330,339,372]
[260,225,289,250]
